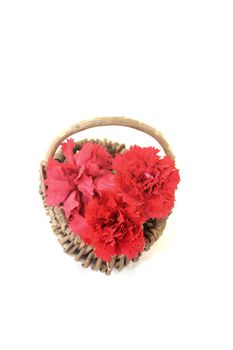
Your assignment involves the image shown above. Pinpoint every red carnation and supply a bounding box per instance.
[69,192,145,262]
[113,145,180,219]
[45,139,112,218]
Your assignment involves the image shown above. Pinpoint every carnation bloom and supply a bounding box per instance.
[112,145,180,219]
[69,192,146,262]
[45,139,112,218]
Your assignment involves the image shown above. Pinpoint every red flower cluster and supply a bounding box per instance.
[45,139,180,261]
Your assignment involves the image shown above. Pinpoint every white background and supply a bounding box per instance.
[0,1,233,349]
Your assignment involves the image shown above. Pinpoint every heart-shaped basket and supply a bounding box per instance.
[39,117,175,275]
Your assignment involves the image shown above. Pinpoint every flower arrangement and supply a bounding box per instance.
[44,138,180,263]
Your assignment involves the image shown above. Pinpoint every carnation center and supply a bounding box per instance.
[100,210,127,245]
[143,172,159,194]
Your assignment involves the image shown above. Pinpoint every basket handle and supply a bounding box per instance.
[44,116,175,162]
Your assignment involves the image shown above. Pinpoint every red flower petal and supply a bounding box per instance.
[45,158,75,206]
[69,213,90,242]
[75,142,112,176]
[95,173,115,193]
[93,241,116,262]
[119,228,145,260]
[61,139,75,164]
[77,174,94,200]
[62,190,80,218]
[45,180,73,206]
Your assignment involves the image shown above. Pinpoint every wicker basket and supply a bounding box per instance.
[39,117,175,275]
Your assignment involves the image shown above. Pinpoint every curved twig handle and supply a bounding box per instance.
[45,116,174,162]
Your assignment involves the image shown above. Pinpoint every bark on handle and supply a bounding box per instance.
[45,116,174,162]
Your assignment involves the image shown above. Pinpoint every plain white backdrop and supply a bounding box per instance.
[0,1,232,349]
